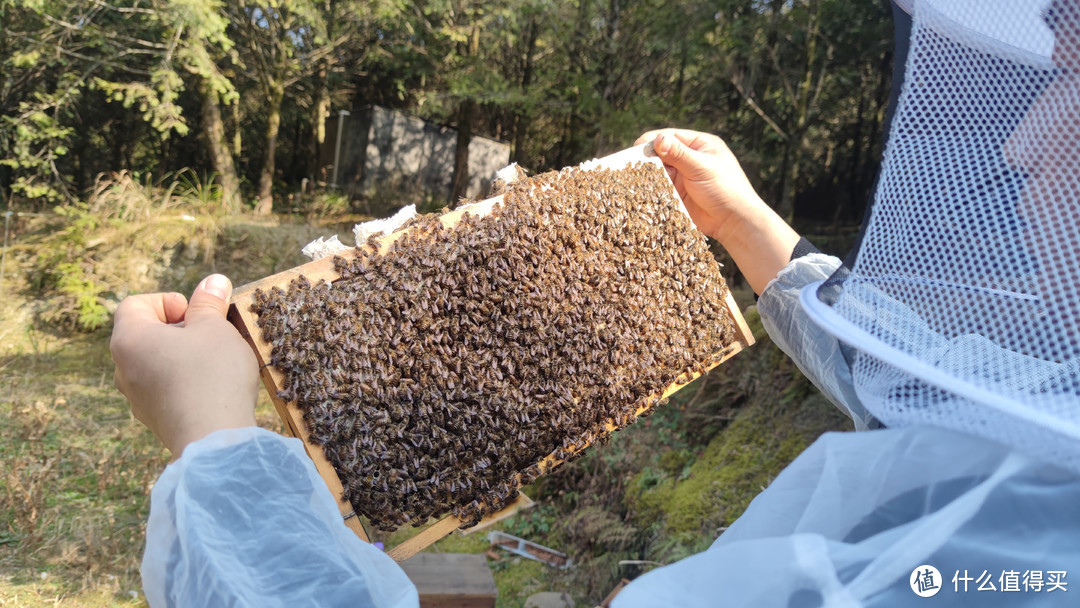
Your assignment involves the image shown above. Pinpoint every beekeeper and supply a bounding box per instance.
[110,0,1079,605]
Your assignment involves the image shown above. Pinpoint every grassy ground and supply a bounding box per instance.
[0,189,854,606]
[1,270,155,605]
[0,190,350,605]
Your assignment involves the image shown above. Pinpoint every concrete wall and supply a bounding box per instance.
[323,106,510,206]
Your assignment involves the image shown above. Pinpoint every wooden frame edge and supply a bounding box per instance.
[225,147,756,560]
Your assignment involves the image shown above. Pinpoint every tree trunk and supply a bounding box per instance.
[450,99,474,204]
[775,137,797,222]
[842,73,869,223]
[287,117,304,185]
[254,85,284,215]
[313,62,330,177]
[199,86,241,213]
[511,17,538,164]
[595,0,621,153]
[231,100,242,158]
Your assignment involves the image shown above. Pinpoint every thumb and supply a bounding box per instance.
[654,133,713,182]
[185,274,232,324]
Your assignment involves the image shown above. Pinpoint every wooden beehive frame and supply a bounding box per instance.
[227,145,755,561]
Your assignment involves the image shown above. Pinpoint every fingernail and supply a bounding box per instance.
[656,134,670,156]
[200,274,232,300]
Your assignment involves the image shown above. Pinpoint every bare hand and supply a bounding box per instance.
[636,128,765,243]
[637,128,801,294]
[111,274,259,457]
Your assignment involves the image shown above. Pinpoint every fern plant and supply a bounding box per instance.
[52,262,109,331]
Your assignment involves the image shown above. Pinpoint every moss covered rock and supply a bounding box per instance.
[624,304,850,555]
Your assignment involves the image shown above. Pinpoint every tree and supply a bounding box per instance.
[704,0,891,220]
[0,0,892,224]
[0,0,242,209]
[396,0,513,203]
[226,0,367,213]
[171,0,245,212]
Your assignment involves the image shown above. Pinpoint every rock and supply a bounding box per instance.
[523,591,575,608]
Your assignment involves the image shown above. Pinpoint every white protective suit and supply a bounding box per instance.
[612,254,1080,607]
[141,427,419,608]
[142,254,1080,607]
[145,0,1080,603]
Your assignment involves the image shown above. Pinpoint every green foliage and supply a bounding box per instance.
[29,202,109,332]
[2,0,890,218]
[92,69,189,136]
[0,95,77,204]
[87,174,157,221]
[169,0,239,104]
[289,191,351,218]
[504,504,557,539]
[657,449,693,477]
[174,168,226,212]
[49,263,110,331]
[0,0,242,205]
[563,505,639,555]
[626,412,808,539]
[25,170,227,334]
[490,555,548,608]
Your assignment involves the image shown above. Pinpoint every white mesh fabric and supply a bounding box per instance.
[802,0,1080,469]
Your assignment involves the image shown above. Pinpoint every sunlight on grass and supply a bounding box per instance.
[0,323,163,604]
[0,578,146,607]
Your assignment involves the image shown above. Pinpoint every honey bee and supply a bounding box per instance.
[248,161,737,531]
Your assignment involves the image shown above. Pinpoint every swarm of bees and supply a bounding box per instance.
[250,162,736,531]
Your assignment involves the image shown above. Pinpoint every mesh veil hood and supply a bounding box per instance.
[802,0,1080,470]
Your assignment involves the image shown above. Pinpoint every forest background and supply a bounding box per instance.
[1,0,892,219]
[0,0,892,606]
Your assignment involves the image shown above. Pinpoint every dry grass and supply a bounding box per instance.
[0,296,159,604]
[0,260,293,607]
[0,182,350,605]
